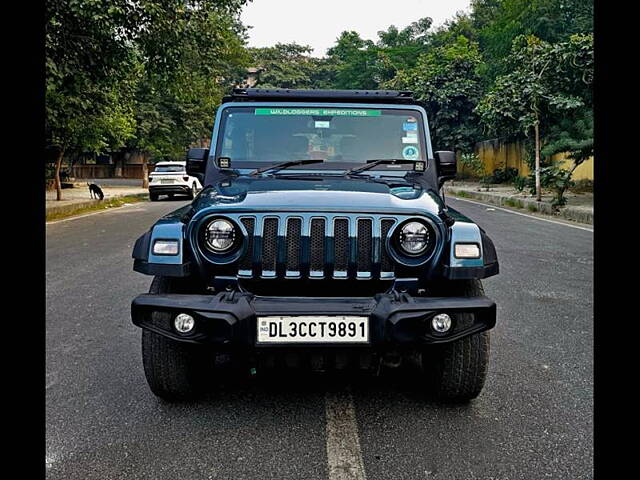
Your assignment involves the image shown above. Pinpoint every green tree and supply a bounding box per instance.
[386,36,484,153]
[472,0,593,80]
[46,0,141,200]
[476,33,593,202]
[129,1,250,187]
[249,43,317,89]
[325,31,379,89]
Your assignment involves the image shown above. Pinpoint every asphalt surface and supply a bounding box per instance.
[46,197,593,479]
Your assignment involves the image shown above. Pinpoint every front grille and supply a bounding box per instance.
[237,214,397,280]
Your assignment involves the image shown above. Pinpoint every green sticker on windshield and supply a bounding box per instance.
[255,108,381,117]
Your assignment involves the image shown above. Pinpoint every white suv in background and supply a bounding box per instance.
[148,161,202,201]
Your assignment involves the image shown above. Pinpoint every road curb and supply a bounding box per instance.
[444,186,593,225]
[45,193,148,221]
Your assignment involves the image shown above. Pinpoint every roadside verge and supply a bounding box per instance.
[46,193,148,222]
[444,184,593,225]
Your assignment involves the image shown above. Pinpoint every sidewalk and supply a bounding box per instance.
[444,181,593,225]
[46,183,149,218]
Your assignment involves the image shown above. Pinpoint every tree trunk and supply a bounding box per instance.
[141,152,149,188]
[54,148,65,201]
[534,121,541,202]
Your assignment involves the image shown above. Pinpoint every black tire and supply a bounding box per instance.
[188,183,196,199]
[149,192,159,201]
[141,276,215,401]
[422,279,490,403]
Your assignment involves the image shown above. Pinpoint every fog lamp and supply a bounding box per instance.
[174,313,195,333]
[431,313,452,333]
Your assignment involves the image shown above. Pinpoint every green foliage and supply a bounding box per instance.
[387,36,484,152]
[250,43,316,89]
[46,0,141,153]
[325,31,380,89]
[513,176,527,192]
[486,167,519,184]
[129,1,250,161]
[472,0,593,80]
[46,0,250,164]
[476,32,593,196]
[460,152,485,178]
[538,165,575,207]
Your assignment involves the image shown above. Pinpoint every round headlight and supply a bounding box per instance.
[398,221,430,255]
[204,219,236,252]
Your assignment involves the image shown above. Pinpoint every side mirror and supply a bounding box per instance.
[435,151,456,185]
[186,148,209,185]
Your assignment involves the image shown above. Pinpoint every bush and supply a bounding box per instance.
[570,179,593,194]
[459,153,484,178]
[528,165,575,208]
[491,167,519,184]
[513,176,527,192]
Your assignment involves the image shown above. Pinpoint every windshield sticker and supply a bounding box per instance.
[402,136,418,144]
[402,145,420,160]
[255,108,381,117]
[315,120,330,128]
[403,122,418,131]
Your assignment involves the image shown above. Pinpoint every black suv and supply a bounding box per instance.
[131,89,499,402]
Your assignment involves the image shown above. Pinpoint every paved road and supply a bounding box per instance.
[46,197,593,479]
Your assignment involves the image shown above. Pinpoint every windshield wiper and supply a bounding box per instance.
[250,159,325,175]
[344,159,417,175]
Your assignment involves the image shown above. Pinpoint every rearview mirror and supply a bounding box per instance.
[435,151,456,185]
[186,148,209,184]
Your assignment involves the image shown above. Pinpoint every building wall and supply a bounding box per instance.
[460,139,594,180]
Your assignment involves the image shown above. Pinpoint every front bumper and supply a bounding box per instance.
[149,184,191,195]
[131,292,496,347]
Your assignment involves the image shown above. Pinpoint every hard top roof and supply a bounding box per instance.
[222,88,418,105]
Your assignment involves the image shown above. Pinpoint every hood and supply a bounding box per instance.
[190,174,445,216]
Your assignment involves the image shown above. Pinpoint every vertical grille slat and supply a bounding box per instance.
[357,219,372,274]
[238,218,255,273]
[261,218,279,274]
[380,219,395,274]
[286,218,302,273]
[309,218,325,274]
[333,219,349,274]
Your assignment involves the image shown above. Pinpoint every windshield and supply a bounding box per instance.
[215,106,428,171]
[154,165,185,173]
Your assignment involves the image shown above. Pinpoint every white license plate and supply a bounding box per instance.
[256,316,369,344]
[160,179,174,184]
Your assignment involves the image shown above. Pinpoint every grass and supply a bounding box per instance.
[503,198,524,209]
[451,190,471,198]
[46,194,148,222]
[527,204,538,212]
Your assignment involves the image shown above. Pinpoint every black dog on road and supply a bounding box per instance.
[87,183,104,200]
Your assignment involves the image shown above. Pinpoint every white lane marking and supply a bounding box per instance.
[449,196,594,232]
[325,389,367,480]
[45,202,147,225]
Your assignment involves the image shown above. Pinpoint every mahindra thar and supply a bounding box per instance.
[131,89,499,402]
